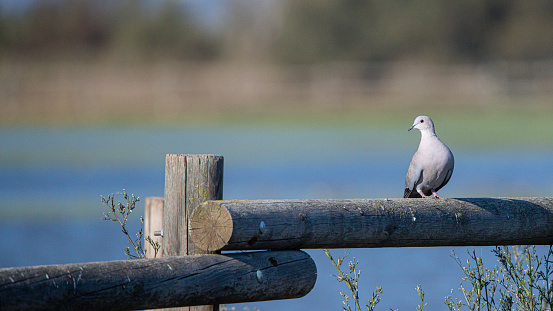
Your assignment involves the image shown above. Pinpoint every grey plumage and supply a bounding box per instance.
[404,116,454,198]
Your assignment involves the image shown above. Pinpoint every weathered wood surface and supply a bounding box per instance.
[164,154,224,311]
[190,197,553,251]
[144,197,164,259]
[164,154,223,256]
[0,250,316,311]
[144,198,165,311]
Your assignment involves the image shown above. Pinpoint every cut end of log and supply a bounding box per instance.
[190,201,233,251]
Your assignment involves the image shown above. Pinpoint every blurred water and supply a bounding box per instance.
[0,126,552,309]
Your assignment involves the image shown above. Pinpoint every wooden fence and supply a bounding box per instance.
[0,250,315,311]
[1,154,553,311]
[189,197,553,251]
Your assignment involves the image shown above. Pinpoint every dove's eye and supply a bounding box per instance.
[420,120,424,123]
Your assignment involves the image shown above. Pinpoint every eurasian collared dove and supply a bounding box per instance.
[404,116,454,198]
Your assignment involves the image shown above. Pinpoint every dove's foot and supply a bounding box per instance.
[431,191,446,199]
[417,190,446,199]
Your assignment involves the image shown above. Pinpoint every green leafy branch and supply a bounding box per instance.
[102,190,160,259]
[445,246,553,311]
[325,249,382,311]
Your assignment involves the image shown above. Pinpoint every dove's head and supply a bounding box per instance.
[408,116,435,133]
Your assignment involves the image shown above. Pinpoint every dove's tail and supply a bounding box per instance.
[404,188,423,198]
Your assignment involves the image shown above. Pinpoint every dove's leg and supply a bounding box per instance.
[417,190,431,198]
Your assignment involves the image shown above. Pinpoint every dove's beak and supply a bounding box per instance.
[408,124,416,131]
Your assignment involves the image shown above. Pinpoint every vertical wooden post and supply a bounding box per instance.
[144,197,165,311]
[164,154,224,311]
[144,197,164,259]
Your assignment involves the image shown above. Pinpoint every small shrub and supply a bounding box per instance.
[102,190,160,259]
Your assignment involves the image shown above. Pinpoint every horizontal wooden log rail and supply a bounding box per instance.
[0,250,316,311]
[189,197,553,251]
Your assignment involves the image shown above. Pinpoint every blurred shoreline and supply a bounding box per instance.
[3,0,553,128]
[1,59,553,127]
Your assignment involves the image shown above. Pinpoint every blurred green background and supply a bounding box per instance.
[1,0,552,134]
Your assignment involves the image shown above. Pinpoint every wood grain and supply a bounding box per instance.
[144,197,164,259]
[163,154,188,257]
[0,251,316,311]
[189,197,553,251]
[163,154,223,311]
[190,201,233,253]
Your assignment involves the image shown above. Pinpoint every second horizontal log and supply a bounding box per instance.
[0,250,316,311]
[189,197,553,251]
